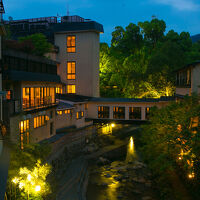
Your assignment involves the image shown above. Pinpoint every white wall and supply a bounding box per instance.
[54,31,100,97]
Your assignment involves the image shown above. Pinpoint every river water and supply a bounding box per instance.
[86,129,156,200]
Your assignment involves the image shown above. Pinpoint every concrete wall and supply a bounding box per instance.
[191,64,200,94]
[176,88,191,96]
[55,102,92,130]
[87,101,169,121]
[9,107,56,144]
[54,31,100,97]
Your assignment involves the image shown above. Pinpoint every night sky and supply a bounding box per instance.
[3,0,200,44]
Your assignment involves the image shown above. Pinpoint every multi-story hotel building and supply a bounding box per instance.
[5,16,104,97]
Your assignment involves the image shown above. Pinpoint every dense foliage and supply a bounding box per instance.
[100,19,200,98]
[6,143,51,200]
[140,95,200,199]
[19,33,53,56]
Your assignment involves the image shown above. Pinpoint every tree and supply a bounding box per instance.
[19,33,53,56]
[100,19,200,98]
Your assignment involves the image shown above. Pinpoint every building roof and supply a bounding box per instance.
[3,48,60,65]
[175,61,200,72]
[3,70,61,83]
[57,100,74,110]
[89,96,175,103]
[56,94,92,103]
[57,94,175,103]
[52,21,104,34]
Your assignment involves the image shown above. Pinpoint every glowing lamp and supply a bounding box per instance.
[35,185,41,192]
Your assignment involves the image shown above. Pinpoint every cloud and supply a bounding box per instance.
[153,0,200,11]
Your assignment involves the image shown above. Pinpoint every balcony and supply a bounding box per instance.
[22,97,57,111]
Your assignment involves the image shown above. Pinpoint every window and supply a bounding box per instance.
[81,111,84,117]
[6,90,12,100]
[67,85,76,94]
[67,36,76,53]
[145,107,151,120]
[64,109,71,114]
[76,111,83,119]
[50,122,54,135]
[98,106,109,119]
[67,62,76,79]
[113,107,125,119]
[129,107,141,120]
[57,111,62,115]
[85,104,88,110]
[22,87,55,109]
[19,120,30,150]
[34,115,46,128]
[56,87,63,94]
[50,111,53,119]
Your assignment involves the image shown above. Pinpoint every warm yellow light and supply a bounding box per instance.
[27,174,32,181]
[111,123,115,128]
[188,173,195,179]
[35,185,41,192]
[12,178,18,184]
[19,182,25,189]
[178,157,182,160]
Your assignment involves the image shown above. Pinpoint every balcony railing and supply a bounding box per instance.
[22,97,56,111]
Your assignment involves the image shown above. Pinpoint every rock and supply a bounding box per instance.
[142,196,152,200]
[145,181,152,187]
[114,176,122,181]
[104,173,111,178]
[132,189,142,194]
[132,177,146,183]
[97,157,110,165]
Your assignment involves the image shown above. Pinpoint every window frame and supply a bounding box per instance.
[67,35,76,53]
[67,61,76,80]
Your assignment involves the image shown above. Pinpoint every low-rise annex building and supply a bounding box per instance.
[176,61,200,97]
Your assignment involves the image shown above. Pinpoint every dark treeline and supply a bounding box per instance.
[100,19,200,98]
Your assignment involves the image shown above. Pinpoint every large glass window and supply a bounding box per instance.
[98,106,109,119]
[19,120,30,150]
[67,85,76,94]
[23,87,56,109]
[67,36,76,53]
[113,107,125,119]
[34,115,46,128]
[129,107,141,120]
[67,62,76,80]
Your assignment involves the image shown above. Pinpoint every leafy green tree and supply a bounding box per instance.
[19,33,52,56]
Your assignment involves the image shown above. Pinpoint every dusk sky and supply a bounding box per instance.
[3,0,200,43]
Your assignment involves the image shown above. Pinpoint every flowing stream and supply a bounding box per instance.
[86,129,156,200]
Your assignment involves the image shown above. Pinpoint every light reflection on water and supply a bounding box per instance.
[87,136,137,200]
[126,136,137,163]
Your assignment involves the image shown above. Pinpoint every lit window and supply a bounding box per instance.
[98,106,109,119]
[56,87,63,94]
[67,85,76,94]
[81,111,84,117]
[129,107,141,120]
[76,112,79,119]
[19,120,30,149]
[6,90,12,100]
[57,111,62,115]
[34,116,46,128]
[67,62,76,79]
[113,107,125,119]
[67,36,76,53]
